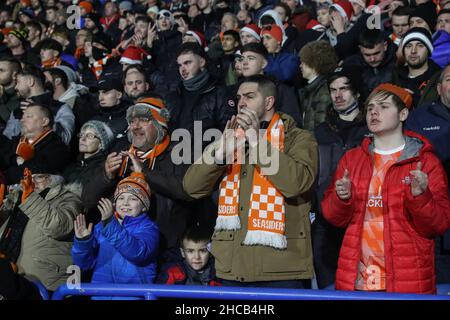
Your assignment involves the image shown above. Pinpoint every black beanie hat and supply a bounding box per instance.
[409,2,438,32]
[401,27,433,56]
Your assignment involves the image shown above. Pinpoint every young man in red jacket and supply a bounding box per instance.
[321,83,450,294]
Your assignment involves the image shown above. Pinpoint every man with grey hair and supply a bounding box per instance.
[0,166,82,298]
[82,95,216,264]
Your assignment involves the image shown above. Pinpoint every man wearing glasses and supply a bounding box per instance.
[82,96,214,265]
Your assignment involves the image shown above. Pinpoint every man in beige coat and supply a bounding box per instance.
[183,75,318,288]
[0,169,82,298]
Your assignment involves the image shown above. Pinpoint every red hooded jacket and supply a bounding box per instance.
[321,130,450,294]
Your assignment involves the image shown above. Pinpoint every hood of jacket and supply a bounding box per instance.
[361,129,434,163]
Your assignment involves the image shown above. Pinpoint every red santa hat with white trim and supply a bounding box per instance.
[331,0,354,22]
[306,19,326,32]
[185,30,207,48]
[240,23,262,41]
[120,46,151,65]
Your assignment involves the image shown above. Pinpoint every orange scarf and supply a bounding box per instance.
[118,134,170,177]
[42,57,62,69]
[74,47,84,60]
[216,113,287,249]
[16,129,53,164]
[90,54,113,80]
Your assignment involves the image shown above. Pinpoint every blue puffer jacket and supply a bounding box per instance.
[264,52,300,84]
[72,213,159,291]
[432,31,450,69]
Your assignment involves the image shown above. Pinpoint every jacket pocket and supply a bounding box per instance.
[262,236,309,273]
[211,231,234,273]
[262,223,310,273]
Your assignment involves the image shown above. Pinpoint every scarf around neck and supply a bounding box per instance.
[118,134,170,178]
[215,112,287,250]
[183,69,210,92]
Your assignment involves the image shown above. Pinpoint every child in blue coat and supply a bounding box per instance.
[72,172,159,298]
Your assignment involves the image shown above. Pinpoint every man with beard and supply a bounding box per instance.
[122,65,152,104]
[392,27,441,107]
[5,29,40,66]
[81,96,216,264]
[0,57,21,133]
[4,65,74,146]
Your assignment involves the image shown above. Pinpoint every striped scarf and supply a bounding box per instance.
[118,134,170,177]
[215,113,287,249]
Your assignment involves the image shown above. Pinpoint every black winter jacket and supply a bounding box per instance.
[0,131,70,184]
[81,138,217,262]
[343,42,397,100]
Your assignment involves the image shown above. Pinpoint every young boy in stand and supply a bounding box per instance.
[72,172,159,297]
[156,226,220,286]
[321,83,450,294]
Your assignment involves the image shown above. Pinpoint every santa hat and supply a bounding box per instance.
[260,24,284,45]
[372,83,413,110]
[240,24,261,41]
[306,19,326,32]
[331,0,354,21]
[185,30,206,48]
[120,46,151,65]
[114,172,151,211]
[349,0,366,9]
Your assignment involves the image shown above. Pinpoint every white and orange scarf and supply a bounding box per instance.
[216,113,287,249]
[118,134,170,177]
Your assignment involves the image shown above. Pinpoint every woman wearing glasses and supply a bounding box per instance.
[63,120,114,195]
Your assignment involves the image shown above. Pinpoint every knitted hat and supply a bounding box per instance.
[331,0,354,21]
[98,72,123,92]
[119,1,133,12]
[240,24,261,41]
[372,83,413,109]
[185,30,206,48]
[84,13,102,30]
[114,172,151,211]
[260,24,284,45]
[126,97,170,129]
[120,46,151,65]
[80,120,114,150]
[306,19,326,31]
[401,27,433,55]
[79,1,94,14]
[409,2,437,32]
[8,29,29,45]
